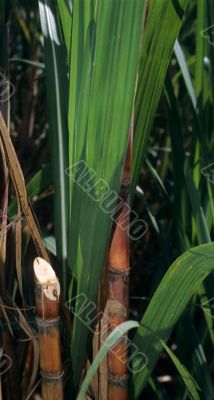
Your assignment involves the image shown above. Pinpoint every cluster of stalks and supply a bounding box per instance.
[5,127,133,400]
[32,127,133,400]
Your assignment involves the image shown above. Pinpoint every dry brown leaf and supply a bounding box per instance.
[15,203,23,299]
[0,111,50,263]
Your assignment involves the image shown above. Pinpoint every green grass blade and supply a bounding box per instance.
[131,0,188,199]
[195,0,205,99]
[145,158,169,199]
[184,161,214,345]
[131,242,214,397]
[184,160,210,244]
[182,314,214,399]
[56,0,72,59]
[161,341,200,400]
[38,0,69,290]
[174,39,209,164]
[164,74,190,251]
[174,39,197,109]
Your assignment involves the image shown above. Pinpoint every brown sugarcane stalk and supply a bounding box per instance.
[107,122,133,400]
[33,257,64,400]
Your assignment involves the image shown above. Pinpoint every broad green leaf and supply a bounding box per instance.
[76,321,139,400]
[67,0,147,388]
[165,71,214,352]
[184,161,214,345]
[38,0,69,290]
[131,242,214,397]
[131,0,188,198]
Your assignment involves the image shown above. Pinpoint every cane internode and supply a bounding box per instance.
[33,257,64,400]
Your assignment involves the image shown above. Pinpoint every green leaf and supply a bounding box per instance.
[195,0,205,99]
[164,74,191,252]
[184,160,211,244]
[146,158,169,200]
[181,314,214,399]
[184,161,214,345]
[67,0,147,388]
[76,321,139,400]
[174,39,209,164]
[56,0,72,60]
[131,0,188,198]
[174,40,197,110]
[131,242,214,397]
[161,340,200,400]
[38,0,69,290]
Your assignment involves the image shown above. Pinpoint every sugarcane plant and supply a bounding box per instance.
[1,0,214,399]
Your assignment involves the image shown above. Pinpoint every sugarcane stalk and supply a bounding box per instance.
[107,122,133,400]
[33,257,64,400]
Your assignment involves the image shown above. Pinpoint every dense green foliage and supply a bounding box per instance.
[0,1,214,399]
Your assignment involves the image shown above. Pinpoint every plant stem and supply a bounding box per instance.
[33,257,64,400]
[107,120,133,400]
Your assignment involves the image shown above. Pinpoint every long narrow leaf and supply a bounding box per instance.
[131,242,214,397]
[131,0,188,198]
[161,341,200,400]
[38,0,69,289]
